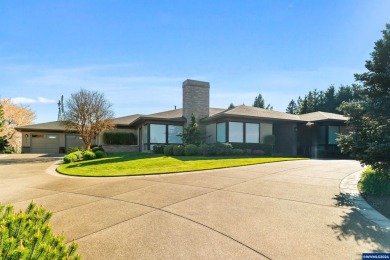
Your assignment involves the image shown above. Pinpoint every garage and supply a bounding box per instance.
[31,134,60,154]
[65,135,84,151]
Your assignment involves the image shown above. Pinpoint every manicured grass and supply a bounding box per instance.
[57,152,307,177]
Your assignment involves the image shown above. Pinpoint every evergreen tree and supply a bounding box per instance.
[339,24,390,178]
[180,113,203,145]
[253,94,265,108]
[322,85,336,113]
[253,93,272,109]
[228,103,235,109]
[286,99,298,114]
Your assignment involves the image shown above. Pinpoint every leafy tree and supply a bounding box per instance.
[179,113,203,145]
[63,89,114,150]
[286,99,298,114]
[253,93,272,109]
[0,99,36,152]
[339,24,390,178]
[0,101,6,151]
[228,102,235,109]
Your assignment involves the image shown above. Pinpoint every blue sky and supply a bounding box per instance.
[1,1,389,123]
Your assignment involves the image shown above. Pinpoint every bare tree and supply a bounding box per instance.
[63,89,114,150]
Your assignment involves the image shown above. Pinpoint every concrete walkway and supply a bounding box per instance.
[1,154,389,259]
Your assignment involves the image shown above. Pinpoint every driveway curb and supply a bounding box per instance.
[340,170,390,231]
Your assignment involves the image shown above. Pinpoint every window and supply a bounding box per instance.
[229,122,243,143]
[216,123,226,142]
[168,125,183,144]
[32,134,44,138]
[328,126,340,145]
[245,123,259,143]
[143,124,148,144]
[318,126,326,145]
[150,124,166,143]
[47,135,58,139]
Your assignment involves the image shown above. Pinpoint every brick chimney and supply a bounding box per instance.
[182,79,210,125]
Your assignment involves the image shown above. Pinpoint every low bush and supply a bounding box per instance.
[232,149,244,155]
[185,144,198,156]
[67,146,84,154]
[164,145,174,156]
[83,151,96,160]
[153,144,165,154]
[92,146,105,153]
[214,142,233,155]
[63,153,77,163]
[0,201,80,259]
[173,145,185,156]
[95,150,106,159]
[231,143,272,155]
[103,132,137,145]
[359,168,390,195]
[198,144,215,156]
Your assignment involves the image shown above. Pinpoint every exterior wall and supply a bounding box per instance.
[102,145,138,153]
[182,79,210,125]
[260,123,273,143]
[273,122,297,156]
[205,123,216,143]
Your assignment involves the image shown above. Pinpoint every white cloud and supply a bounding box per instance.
[11,97,56,104]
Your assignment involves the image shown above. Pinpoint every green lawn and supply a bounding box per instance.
[56,152,307,177]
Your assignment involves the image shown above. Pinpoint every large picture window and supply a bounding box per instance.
[216,123,226,142]
[229,122,243,143]
[245,123,259,143]
[150,124,166,143]
[168,125,183,143]
[328,126,340,145]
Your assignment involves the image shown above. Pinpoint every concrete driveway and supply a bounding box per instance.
[0,154,389,259]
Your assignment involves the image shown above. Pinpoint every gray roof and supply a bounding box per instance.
[298,111,348,122]
[113,114,141,125]
[16,107,348,132]
[15,121,69,132]
[204,105,302,122]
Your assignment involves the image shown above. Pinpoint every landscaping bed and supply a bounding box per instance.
[57,152,306,177]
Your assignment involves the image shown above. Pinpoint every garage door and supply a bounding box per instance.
[65,135,84,151]
[31,134,60,154]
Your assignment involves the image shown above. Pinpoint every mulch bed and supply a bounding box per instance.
[361,194,390,220]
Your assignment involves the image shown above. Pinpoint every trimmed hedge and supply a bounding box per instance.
[103,132,137,145]
[95,150,106,159]
[153,144,165,154]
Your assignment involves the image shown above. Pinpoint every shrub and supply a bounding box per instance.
[63,153,77,164]
[173,145,185,156]
[232,149,244,155]
[198,143,216,156]
[67,146,84,154]
[231,143,272,155]
[92,146,105,153]
[359,168,390,195]
[252,150,265,156]
[213,142,233,155]
[164,145,174,156]
[153,144,165,154]
[103,132,137,145]
[83,151,96,160]
[185,144,198,156]
[0,201,80,259]
[94,150,106,159]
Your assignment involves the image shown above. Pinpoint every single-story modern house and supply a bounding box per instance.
[16,79,348,158]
